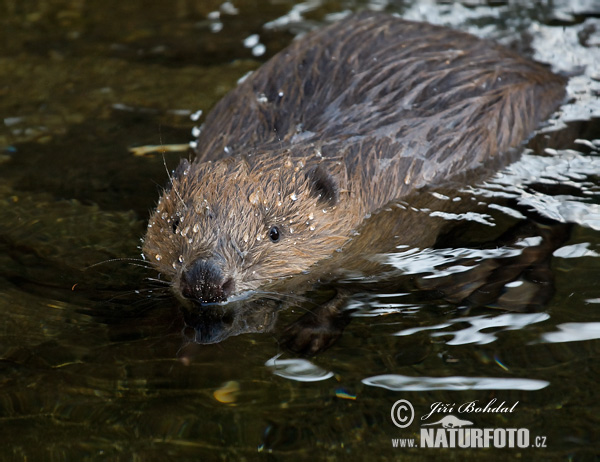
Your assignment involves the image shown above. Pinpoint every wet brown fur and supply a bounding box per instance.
[142,12,565,302]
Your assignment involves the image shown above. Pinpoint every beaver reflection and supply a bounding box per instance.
[142,12,566,352]
[181,297,279,345]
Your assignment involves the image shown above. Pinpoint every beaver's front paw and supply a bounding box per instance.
[279,293,351,355]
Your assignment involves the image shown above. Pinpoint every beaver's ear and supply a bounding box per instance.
[306,164,339,206]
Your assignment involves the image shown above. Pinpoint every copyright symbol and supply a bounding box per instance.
[391,399,414,428]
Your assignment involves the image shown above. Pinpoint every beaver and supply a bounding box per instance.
[142,11,565,309]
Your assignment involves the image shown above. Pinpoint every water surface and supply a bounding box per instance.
[1,0,599,460]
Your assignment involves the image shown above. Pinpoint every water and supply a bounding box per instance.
[1,1,599,460]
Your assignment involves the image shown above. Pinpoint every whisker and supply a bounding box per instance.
[84,257,152,270]
[144,277,171,286]
[162,152,187,211]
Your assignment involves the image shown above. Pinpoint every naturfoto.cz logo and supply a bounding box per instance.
[390,399,548,449]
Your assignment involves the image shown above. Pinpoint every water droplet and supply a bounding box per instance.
[243,34,259,48]
[308,213,314,220]
[309,225,315,231]
[289,193,298,201]
[252,44,266,57]
[193,223,200,233]
[190,109,203,121]
[220,1,239,15]
[155,254,162,261]
[248,191,261,205]
[257,93,268,104]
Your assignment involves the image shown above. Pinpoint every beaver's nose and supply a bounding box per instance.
[180,260,234,304]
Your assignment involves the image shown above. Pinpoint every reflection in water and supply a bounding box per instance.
[470,149,600,231]
[180,297,280,344]
[362,374,549,391]
[395,313,550,345]
[0,1,599,460]
[265,354,334,382]
[541,322,600,343]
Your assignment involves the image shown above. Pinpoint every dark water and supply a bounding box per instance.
[1,1,599,460]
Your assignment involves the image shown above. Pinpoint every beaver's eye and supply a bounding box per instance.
[269,226,281,242]
[172,217,180,234]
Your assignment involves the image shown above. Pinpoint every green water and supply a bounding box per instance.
[1,1,599,460]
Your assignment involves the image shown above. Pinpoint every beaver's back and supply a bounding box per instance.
[194,12,564,214]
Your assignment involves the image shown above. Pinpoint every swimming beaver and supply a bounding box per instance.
[142,12,565,307]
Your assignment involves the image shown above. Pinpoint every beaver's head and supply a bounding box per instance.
[142,153,350,305]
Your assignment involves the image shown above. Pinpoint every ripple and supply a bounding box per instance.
[471,150,600,230]
[554,242,600,258]
[541,322,600,343]
[363,374,549,391]
[395,313,550,345]
[265,354,334,382]
[386,246,521,277]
